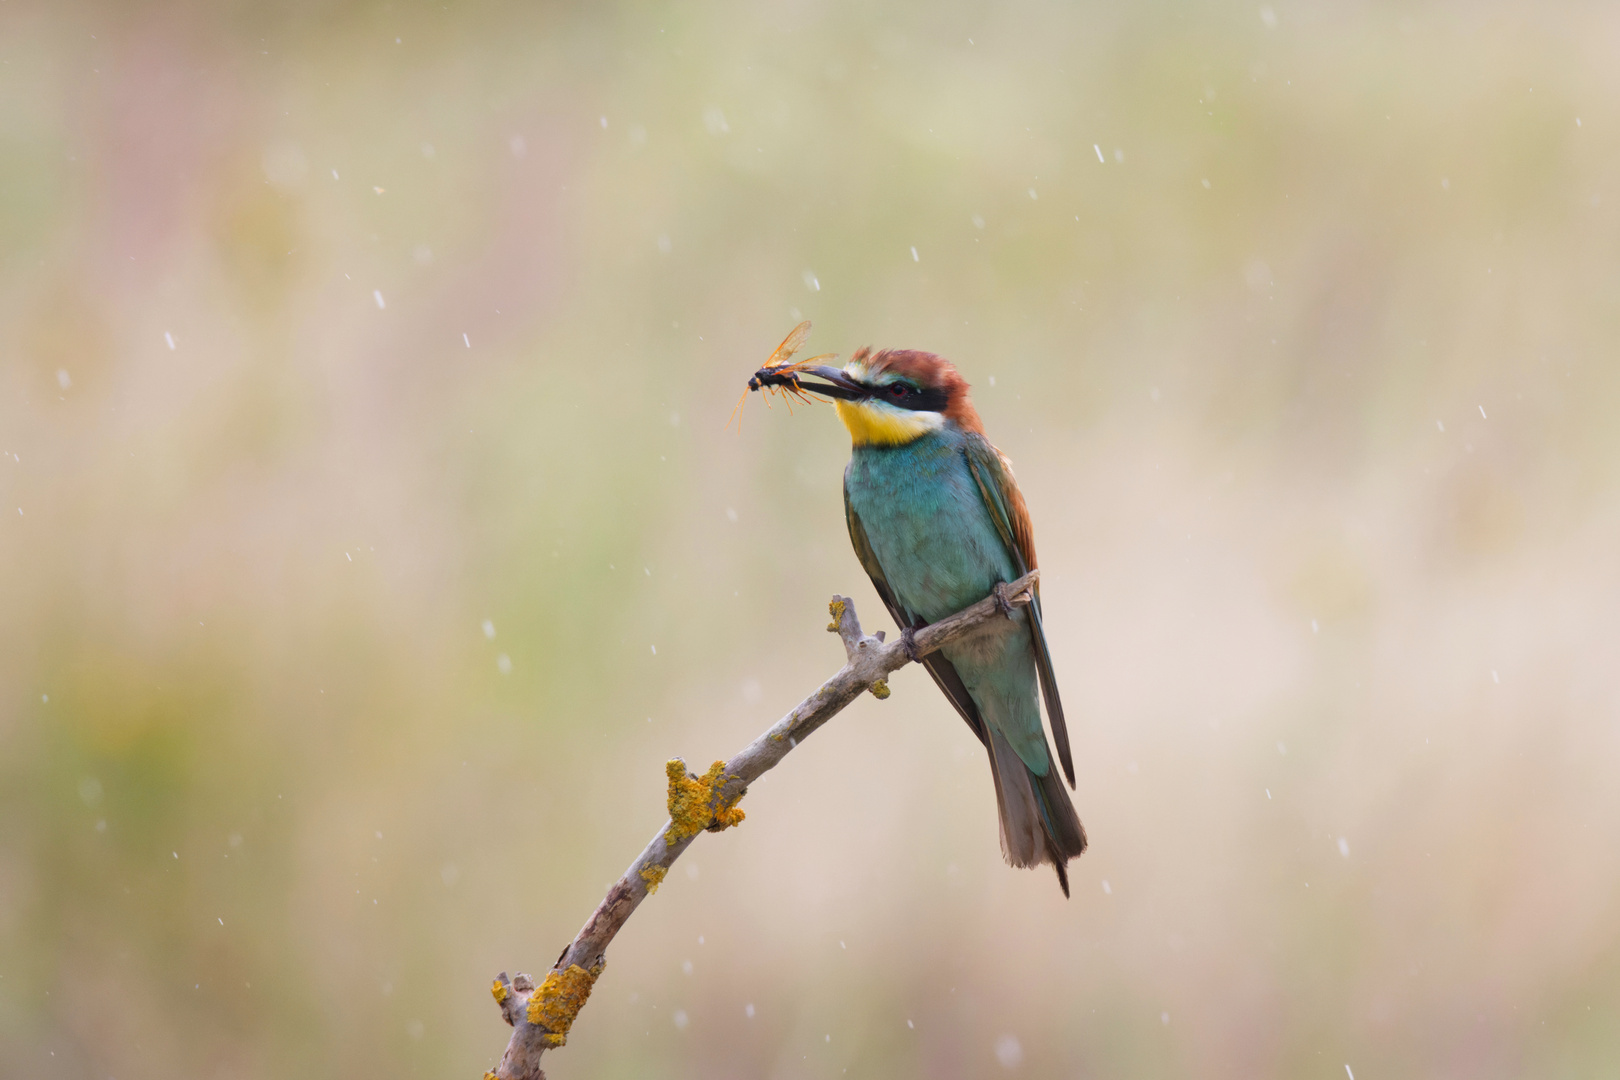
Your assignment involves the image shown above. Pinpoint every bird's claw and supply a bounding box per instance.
[900,625,921,663]
[993,581,1016,619]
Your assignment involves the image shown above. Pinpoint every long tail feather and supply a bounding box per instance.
[986,728,1087,896]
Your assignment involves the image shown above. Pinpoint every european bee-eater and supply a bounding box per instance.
[755,345,1086,895]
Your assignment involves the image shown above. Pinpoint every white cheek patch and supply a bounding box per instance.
[868,400,945,430]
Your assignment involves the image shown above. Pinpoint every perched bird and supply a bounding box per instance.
[754,345,1086,895]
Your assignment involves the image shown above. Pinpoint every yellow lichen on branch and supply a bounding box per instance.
[664,759,746,844]
[639,863,669,895]
[869,678,891,699]
[827,597,846,631]
[490,978,508,1005]
[526,961,604,1047]
[712,797,745,831]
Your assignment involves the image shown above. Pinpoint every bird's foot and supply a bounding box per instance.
[900,625,922,663]
[993,581,1017,619]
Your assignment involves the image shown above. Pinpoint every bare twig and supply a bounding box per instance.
[484,570,1042,1080]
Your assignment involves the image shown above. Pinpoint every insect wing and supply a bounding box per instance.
[763,320,812,370]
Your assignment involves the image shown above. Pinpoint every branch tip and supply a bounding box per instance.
[826,596,846,631]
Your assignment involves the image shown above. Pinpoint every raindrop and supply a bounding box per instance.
[673,1009,689,1030]
[164,331,176,350]
[995,1034,1024,1068]
[373,290,386,310]
[482,620,495,639]
[497,653,512,674]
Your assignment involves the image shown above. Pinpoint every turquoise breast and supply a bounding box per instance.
[843,429,1019,624]
[844,428,1049,774]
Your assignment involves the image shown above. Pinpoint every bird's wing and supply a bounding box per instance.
[962,435,1075,787]
[844,476,990,749]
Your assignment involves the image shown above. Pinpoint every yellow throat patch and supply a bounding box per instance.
[834,398,944,446]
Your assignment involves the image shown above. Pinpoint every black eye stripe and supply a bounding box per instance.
[871,383,949,412]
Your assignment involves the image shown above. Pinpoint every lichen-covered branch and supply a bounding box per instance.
[483,570,1042,1080]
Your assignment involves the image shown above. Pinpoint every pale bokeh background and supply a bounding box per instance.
[3,2,1619,1077]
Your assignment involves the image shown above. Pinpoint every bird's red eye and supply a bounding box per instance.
[889,384,909,398]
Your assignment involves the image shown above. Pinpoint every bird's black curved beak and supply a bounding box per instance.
[778,364,869,401]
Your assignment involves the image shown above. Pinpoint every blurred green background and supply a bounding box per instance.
[3,1,1619,1077]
